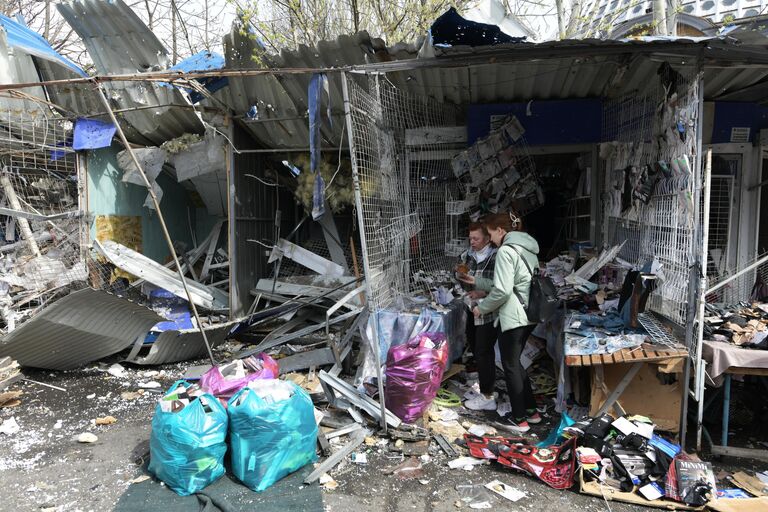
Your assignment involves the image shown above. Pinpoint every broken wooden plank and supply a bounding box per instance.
[278,348,337,373]
[304,427,369,484]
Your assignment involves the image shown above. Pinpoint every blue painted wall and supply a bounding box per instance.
[87,145,218,263]
[467,99,603,146]
[709,102,768,144]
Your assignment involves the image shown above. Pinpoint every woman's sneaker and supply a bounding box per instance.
[464,394,497,411]
[526,412,543,424]
[502,416,531,433]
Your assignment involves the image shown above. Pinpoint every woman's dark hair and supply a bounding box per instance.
[468,222,488,235]
[483,211,523,232]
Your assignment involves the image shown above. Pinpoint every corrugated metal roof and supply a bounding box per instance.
[127,322,234,365]
[0,289,162,370]
[0,14,85,76]
[219,26,420,149]
[57,0,205,145]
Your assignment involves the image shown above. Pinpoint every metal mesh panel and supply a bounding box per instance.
[0,98,95,331]
[602,72,701,331]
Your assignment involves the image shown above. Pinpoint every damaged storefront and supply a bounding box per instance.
[1,1,768,510]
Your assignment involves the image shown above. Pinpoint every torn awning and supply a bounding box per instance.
[0,288,162,370]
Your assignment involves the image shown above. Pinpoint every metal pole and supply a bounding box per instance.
[695,147,712,451]
[705,251,768,295]
[341,72,388,432]
[93,82,216,365]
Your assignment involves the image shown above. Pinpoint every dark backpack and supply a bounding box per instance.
[509,245,560,323]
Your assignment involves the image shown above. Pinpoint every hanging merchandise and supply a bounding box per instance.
[227,379,318,492]
[200,353,279,404]
[148,381,228,496]
[308,73,330,220]
[385,332,450,423]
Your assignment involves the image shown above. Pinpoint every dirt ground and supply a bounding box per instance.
[0,355,764,512]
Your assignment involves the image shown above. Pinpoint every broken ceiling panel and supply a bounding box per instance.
[57,0,205,145]
[94,239,229,311]
[0,289,162,370]
[126,322,235,365]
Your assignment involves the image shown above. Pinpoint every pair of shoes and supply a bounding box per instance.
[464,393,497,411]
[500,415,530,433]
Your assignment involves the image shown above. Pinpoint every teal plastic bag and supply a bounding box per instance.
[537,411,575,447]
[228,380,318,492]
[148,381,228,496]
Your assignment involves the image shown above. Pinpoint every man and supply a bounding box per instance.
[457,222,498,411]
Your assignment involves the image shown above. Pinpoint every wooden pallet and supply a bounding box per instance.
[565,344,687,367]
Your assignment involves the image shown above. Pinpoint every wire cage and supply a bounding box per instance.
[0,97,94,331]
[601,70,702,345]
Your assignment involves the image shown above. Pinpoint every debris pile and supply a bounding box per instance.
[704,302,768,349]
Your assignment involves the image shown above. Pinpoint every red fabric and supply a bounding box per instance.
[464,434,577,490]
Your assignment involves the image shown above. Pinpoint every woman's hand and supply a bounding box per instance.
[467,290,486,300]
[458,274,476,285]
[472,306,481,318]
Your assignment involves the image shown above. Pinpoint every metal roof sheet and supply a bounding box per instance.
[127,322,234,365]
[0,14,86,76]
[57,0,205,145]
[0,289,161,370]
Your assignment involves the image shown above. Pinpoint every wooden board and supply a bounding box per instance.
[566,346,687,367]
[590,362,683,432]
[578,470,701,510]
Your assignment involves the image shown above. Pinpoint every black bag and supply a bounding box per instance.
[509,245,560,323]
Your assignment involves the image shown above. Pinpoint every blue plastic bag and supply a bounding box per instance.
[227,380,318,492]
[148,381,228,496]
[537,411,575,447]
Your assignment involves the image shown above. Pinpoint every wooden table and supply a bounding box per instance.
[565,344,689,434]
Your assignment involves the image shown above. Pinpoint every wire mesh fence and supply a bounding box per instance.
[601,72,701,334]
[0,97,115,331]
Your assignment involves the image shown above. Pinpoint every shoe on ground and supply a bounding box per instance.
[501,415,531,433]
[464,394,497,411]
[527,412,542,424]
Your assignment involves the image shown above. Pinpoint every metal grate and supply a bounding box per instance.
[601,70,701,337]
[707,174,734,280]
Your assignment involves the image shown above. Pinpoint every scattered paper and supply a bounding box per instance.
[351,452,367,464]
[138,381,161,389]
[611,417,637,436]
[635,422,654,439]
[638,482,664,501]
[130,475,150,484]
[484,480,526,502]
[468,424,493,437]
[0,416,20,435]
[107,363,126,378]
[77,432,98,443]
[448,457,485,470]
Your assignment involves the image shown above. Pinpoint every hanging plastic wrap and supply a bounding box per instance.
[148,381,228,496]
[227,380,318,492]
[200,353,279,403]
[385,332,449,423]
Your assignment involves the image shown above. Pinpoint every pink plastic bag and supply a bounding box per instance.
[385,332,449,423]
[200,353,279,402]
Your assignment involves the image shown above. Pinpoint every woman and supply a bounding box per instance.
[461,211,541,433]
[457,222,497,411]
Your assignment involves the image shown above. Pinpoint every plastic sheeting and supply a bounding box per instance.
[200,354,279,402]
[429,7,524,47]
[228,380,318,492]
[148,381,228,496]
[72,118,116,150]
[385,332,449,423]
